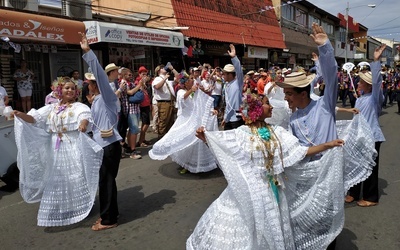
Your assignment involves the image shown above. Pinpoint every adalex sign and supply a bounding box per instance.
[0,9,84,44]
[84,21,184,49]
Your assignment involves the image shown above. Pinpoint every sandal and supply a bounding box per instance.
[140,142,148,148]
[357,200,378,207]
[91,222,118,231]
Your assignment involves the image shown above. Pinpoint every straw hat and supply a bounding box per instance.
[104,63,119,73]
[246,70,255,75]
[359,71,373,85]
[276,72,315,88]
[223,64,235,73]
[84,73,96,81]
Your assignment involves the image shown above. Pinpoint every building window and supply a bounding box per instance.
[339,27,346,42]
[282,4,295,21]
[296,9,307,26]
[308,15,321,28]
[322,21,334,35]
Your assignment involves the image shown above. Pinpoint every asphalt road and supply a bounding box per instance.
[0,103,399,250]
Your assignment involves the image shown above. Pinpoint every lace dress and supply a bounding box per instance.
[14,102,104,226]
[149,90,218,173]
[187,115,376,249]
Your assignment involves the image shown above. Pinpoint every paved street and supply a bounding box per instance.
[1,103,399,250]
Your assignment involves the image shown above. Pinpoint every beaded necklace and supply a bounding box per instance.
[249,122,284,203]
[52,102,73,150]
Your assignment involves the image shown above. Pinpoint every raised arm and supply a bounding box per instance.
[80,32,117,105]
[311,23,338,113]
[228,44,244,90]
[371,44,386,104]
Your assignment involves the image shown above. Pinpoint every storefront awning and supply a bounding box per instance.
[171,0,286,49]
[0,9,85,44]
[84,21,184,49]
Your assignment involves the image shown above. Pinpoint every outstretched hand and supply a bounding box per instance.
[374,44,387,61]
[79,32,91,53]
[328,139,345,148]
[195,126,206,142]
[227,44,236,58]
[310,23,328,46]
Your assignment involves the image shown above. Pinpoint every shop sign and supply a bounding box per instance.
[247,46,268,59]
[84,21,184,49]
[132,46,146,59]
[0,9,84,44]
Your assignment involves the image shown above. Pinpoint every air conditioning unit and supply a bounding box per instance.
[5,0,39,11]
[66,0,92,19]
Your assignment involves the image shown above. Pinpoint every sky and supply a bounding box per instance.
[39,0,399,42]
[307,0,400,42]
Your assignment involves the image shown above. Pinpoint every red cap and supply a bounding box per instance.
[138,66,148,73]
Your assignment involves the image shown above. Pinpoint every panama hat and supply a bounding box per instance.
[84,73,96,81]
[358,71,373,85]
[223,64,235,73]
[104,63,119,73]
[276,72,315,88]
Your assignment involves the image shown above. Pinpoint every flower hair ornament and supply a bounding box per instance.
[53,77,80,99]
[240,93,263,125]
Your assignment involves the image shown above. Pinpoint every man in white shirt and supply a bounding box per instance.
[152,64,178,137]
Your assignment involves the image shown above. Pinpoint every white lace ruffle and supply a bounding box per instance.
[284,114,376,250]
[188,115,375,250]
[187,128,298,250]
[14,105,103,227]
[149,90,217,172]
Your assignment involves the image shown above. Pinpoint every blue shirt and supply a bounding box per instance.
[83,50,122,147]
[289,40,338,148]
[224,56,244,122]
[354,61,385,142]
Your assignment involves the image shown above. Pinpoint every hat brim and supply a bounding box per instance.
[84,73,96,81]
[359,72,373,85]
[276,74,315,88]
[105,66,119,74]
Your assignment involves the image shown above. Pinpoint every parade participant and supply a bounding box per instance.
[13,77,103,227]
[221,44,244,130]
[149,72,218,174]
[187,93,350,250]
[80,32,123,231]
[345,44,386,207]
[276,22,344,250]
[13,59,34,112]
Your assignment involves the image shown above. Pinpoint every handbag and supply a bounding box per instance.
[128,90,144,104]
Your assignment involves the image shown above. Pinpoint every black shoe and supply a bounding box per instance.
[124,148,133,156]
[121,143,130,150]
